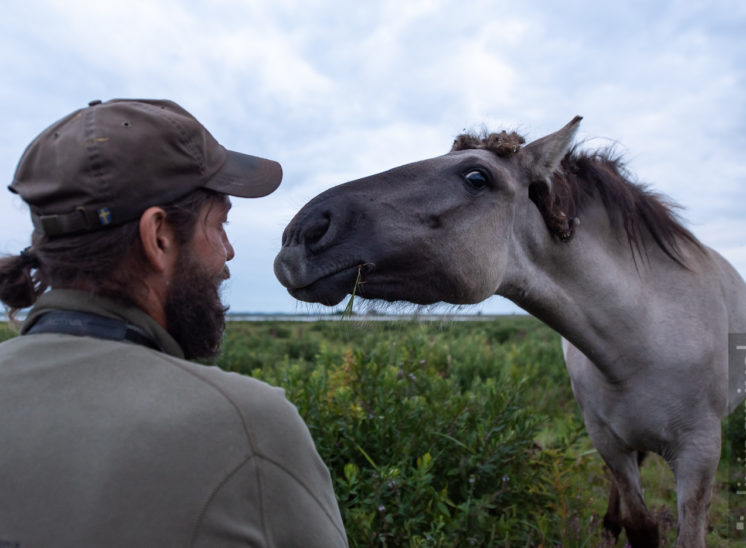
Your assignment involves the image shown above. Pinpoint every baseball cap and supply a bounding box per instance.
[8,99,282,238]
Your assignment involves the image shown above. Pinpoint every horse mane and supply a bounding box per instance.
[451,131,703,266]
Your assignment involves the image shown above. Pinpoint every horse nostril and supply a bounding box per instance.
[303,212,332,246]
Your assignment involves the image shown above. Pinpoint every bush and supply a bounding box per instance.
[217,318,733,546]
[219,319,601,546]
[0,321,18,343]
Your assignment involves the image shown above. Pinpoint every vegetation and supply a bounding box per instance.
[0,322,16,343]
[1,317,739,545]
[217,317,736,547]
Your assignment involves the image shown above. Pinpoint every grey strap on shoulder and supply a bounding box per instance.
[24,310,163,352]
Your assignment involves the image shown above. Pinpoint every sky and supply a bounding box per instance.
[1,0,744,315]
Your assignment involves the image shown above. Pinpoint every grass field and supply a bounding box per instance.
[1,317,741,546]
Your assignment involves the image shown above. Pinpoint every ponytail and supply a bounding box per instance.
[0,247,48,320]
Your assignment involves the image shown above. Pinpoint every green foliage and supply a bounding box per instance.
[217,318,734,547]
[723,400,746,462]
[0,321,19,343]
[218,318,610,546]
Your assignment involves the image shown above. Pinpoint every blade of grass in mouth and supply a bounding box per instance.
[341,265,362,320]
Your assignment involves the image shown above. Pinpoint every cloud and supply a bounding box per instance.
[1,0,744,314]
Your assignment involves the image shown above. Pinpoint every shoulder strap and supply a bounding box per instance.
[24,310,163,352]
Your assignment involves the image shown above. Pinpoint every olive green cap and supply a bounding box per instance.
[9,99,282,237]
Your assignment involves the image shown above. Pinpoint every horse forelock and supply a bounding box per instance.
[451,130,526,157]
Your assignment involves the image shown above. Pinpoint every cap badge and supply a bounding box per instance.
[97,208,112,226]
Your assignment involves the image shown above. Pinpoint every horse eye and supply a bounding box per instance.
[463,170,488,190]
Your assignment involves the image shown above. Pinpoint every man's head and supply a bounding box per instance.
[0,99,282,357]
[138,189,235,359]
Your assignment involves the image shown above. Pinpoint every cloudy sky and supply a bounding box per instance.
[1,0,744,315]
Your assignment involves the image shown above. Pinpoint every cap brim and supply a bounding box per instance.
[205,150,282,198]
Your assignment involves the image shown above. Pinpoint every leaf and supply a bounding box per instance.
[348,438,378,471]
[417,452,433,471]
[344,462,359,483]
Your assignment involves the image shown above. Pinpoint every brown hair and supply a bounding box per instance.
[452,130,526,158]
[0,189,223,321]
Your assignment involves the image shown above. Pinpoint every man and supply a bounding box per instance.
[0,99,348,547]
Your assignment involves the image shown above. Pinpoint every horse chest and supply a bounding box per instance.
[564,343,706,452]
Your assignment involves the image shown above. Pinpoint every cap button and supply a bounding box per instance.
[88,99,102,107]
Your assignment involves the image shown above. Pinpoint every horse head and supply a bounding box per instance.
[274,117,582,307]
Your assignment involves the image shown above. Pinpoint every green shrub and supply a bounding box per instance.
[0,321,19,343]
[219,319,606,546]
[217,318,733,547]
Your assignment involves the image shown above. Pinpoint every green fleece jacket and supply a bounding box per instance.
[0,289,347,547]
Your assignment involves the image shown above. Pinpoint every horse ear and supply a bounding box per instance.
[519,116,582,189]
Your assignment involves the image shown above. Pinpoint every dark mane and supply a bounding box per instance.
[451,132,703,266]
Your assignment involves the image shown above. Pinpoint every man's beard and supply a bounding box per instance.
[164,249,229,360]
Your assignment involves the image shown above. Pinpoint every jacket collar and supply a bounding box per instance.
[21,289,185,359]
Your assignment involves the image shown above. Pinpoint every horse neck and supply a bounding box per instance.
[501,200,651,369]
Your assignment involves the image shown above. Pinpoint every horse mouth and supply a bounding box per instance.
[285,263,446,308]
[286,264,366,306]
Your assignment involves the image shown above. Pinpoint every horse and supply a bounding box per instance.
[273,117,746,547]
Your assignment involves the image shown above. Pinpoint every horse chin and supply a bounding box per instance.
[288,287,346,306]
[354,278,445,306]
[287,270,444,308]
[286,266,360,306]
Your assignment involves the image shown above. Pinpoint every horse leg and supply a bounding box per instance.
[613,457,658,547]
[602,451,648,543]
[585,419,658,547]
[670,424,720,548]
[602,477,623,542]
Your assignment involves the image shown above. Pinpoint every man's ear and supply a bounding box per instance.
[139,207,178,273]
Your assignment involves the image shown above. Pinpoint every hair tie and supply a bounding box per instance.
[19,246,40,268]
